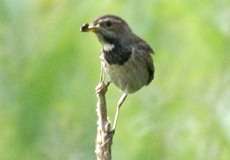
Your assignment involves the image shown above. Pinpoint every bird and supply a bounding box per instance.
[81,15,155,130]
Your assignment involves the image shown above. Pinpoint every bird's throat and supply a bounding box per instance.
[103,42,131,65]
[103,43,115,52]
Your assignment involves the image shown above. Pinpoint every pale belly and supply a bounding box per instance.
[101,54,149,94]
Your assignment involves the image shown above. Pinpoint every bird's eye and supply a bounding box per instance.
[105,21,112,27]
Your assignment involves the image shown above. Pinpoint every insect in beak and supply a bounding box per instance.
[80,23,99,32]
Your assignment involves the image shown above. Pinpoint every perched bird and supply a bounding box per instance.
[81,15,155,130]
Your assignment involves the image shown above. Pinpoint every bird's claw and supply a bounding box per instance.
[109,129,115,135]
[95,82,110,94]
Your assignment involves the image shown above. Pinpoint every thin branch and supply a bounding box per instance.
[95,82,114,160]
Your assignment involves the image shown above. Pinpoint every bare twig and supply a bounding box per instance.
[95,82,114,160]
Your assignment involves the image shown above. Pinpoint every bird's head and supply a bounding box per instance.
[81,15,132,45]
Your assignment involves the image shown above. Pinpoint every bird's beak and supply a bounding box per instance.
[80,22,99,32]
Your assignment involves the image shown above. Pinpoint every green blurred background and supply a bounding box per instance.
[0,0,230,159]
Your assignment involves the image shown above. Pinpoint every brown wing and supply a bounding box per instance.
[145,53,154,84]
[134,39,155,85]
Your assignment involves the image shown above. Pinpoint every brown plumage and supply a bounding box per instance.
[81,14,155,129]
[81,14,154,93]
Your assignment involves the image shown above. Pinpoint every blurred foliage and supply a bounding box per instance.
[0,0,230,160]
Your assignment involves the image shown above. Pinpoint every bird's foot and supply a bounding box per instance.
[95,82,110,94]
[109,129,115,135]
